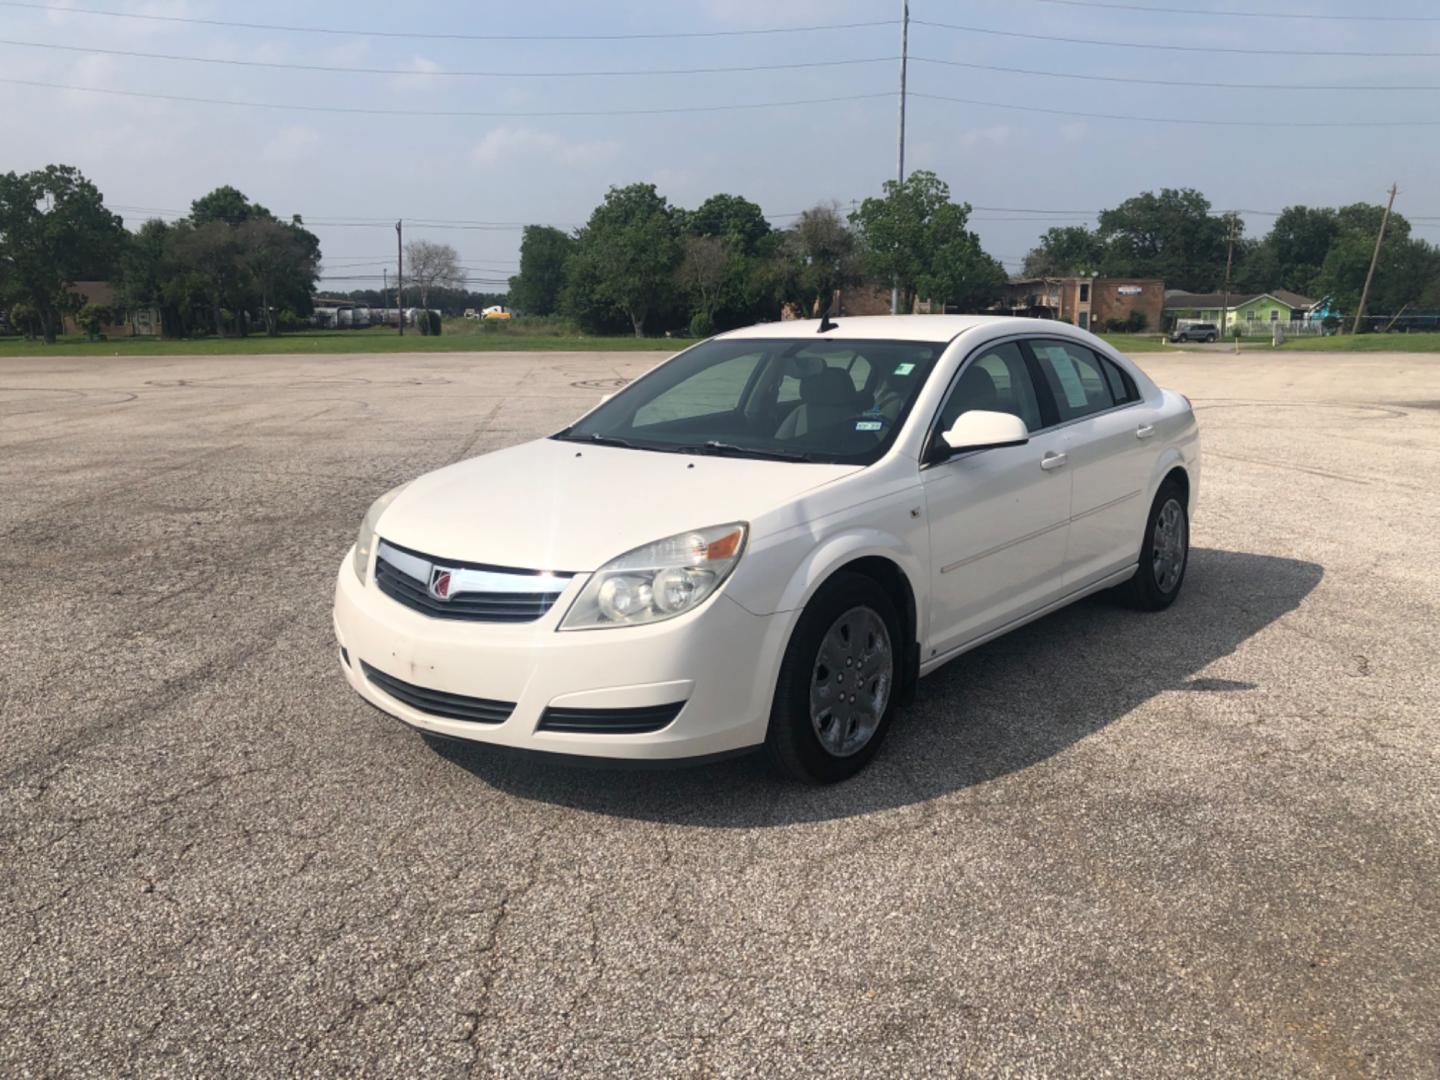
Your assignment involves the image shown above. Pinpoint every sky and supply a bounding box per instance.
[2,0,1438,290]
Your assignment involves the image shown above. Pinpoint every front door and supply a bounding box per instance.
[921,341,1073,661]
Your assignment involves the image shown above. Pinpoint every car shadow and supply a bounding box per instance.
[425,548,1323,826]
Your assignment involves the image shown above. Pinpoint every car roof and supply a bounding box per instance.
[716,314,1100,345]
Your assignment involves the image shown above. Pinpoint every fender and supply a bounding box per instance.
[1144,410,1201,515]
[727,523,927,621]
[1146,445,1187,504]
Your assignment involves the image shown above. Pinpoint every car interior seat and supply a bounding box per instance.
[775,367,862,439]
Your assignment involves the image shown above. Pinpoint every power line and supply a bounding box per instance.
[0,78,894,118]
[912,55,1440,92]
[0,2,894,40]
[0,38,897,79]
[1014,0,1440,20]
[912,90,1440,127]
[913,18,1440,56]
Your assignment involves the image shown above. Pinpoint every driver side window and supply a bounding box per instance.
[935,343,1043,436]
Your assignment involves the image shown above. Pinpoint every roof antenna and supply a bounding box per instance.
[817,295,839,334]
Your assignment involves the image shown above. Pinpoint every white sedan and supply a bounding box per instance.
[335,315,1198,782]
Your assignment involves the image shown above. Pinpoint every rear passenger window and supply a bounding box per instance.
[1029,340,1120,422]
[1100,355,1140,404]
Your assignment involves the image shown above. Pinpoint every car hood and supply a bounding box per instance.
[375,437,861,572]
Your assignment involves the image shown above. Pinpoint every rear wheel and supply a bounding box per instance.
[1117,480,1190,610]
[765,573,901,783]
[1205,334,1217,343]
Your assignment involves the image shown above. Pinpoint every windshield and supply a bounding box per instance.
[554,337,946,465]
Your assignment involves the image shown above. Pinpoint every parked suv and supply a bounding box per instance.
[1170,324,1218,343]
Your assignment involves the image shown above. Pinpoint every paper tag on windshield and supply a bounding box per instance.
[855,420,883,432]
[893,362,916,376]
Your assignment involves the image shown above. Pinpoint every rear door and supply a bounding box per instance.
[921,341,1072,658]
[1024,339,1159,588]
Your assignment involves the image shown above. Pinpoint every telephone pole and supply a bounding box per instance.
[890,0,909,316]
[1219,215,1236,344]
[396,219,405,336]
[1351,183,1397,336]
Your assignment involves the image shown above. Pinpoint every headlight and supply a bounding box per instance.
[352,483,409,583]
[560,523,747,630]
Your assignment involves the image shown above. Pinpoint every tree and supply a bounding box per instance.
[1314,206,1432,318]
[677,235,729,330]
[780,202,858,315]
[1022,225,1104,277]
[404,240,465,310]
[508,225,572,316]
[1096,188,1231,291]
[683,193,777,330]
[0,165,125,343]
[683,193,771,254]
[118,218,174,329]
[850,171,1004,313]
[190,185,272,227]
[565,183,680,336]
[171,220,244,337]
[1239,206,1339,295]
[916,203,1007,313]
[239,218,320,336]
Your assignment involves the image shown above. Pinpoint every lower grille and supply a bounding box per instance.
[537,701,685,735]
[361,661,514,725]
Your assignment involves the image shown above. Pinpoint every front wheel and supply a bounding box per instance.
[765,573,902,783]
[1117,481,1190,610]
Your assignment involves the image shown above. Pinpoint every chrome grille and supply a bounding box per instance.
[374,539,572,623]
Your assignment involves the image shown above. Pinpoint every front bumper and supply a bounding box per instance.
[333,551,790,760]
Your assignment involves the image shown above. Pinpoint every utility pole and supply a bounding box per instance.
[383,267,388,324]
[396,219,405,336]
[1351,183,1398,336]
[891,0,909,316]
[1220,214,1236,345]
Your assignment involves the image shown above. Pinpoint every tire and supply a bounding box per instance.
[1205,334,1216,343]
[1117,480,1190,610]
[765,572,902,784]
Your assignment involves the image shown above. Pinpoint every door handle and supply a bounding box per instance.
[1136,424,1156,439]
[1040,451,1068,471]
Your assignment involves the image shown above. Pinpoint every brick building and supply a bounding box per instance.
[998,277,1165,333]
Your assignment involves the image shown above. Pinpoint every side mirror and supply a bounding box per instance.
[939,410,1029,455]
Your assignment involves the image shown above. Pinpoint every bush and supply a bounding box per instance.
[9,302,39,338]
[76,303,113,340]
[688,312,715,339]
[427,310,442,336]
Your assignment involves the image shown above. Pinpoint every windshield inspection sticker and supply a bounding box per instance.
[855,420,884,432]
[893,362,916,376]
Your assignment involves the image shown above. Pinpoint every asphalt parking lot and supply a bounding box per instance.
[2,346,1437,1078]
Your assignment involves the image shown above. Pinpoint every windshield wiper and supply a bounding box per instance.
[690,440,814,462]
[566,432,647,450]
